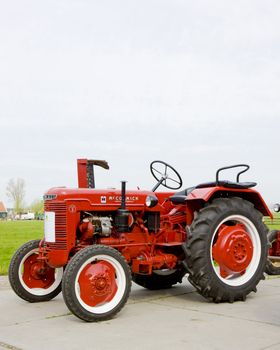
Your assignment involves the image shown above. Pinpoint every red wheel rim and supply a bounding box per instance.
[212,224,253,278]
[22,253,55,289]
[78,261,118,307]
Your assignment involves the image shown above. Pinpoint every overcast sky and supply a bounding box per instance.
[1,0,280,208]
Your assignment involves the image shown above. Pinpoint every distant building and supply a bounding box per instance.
[0,202,7,220]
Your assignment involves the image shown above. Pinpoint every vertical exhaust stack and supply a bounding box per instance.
[121,181,126,210]
[115,181,129,233]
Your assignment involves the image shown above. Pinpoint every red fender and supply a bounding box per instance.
[185,186,272,222]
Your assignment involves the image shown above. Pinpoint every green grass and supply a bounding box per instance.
[0,221,43,275]
[263,212,280,230]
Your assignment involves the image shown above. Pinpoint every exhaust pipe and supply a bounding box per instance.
[115,181,129,233]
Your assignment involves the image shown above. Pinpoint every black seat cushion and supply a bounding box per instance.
[169,187,195,204]
[169,181,257,205]
[196,180,257,189]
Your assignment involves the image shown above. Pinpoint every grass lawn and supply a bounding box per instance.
[263,212,280,230]
[0,221,43,275]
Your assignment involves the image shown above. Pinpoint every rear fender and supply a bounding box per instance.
[186,187,272,221]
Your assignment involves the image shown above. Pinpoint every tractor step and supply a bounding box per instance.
[155,243,183,247]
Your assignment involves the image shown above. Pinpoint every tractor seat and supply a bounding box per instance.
[196,180,257,189]
[169,187,195,205]
[169,181,257,205]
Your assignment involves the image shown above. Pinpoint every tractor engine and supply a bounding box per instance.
[76,201,186,275]
[42,173,186,275]
[79,215,113,241]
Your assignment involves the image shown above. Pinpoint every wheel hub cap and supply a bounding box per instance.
[212,224,253,278]
[78,261,117,307]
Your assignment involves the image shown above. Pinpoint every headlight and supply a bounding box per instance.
[145,195,158,208]
[273,204,280,212]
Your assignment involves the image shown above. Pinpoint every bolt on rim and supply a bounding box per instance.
[18,248,63,295]
[210,215,261,286]
[74,254,127,314]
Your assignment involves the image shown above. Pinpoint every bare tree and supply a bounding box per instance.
[6,178,26,214]
[30,198,44,215]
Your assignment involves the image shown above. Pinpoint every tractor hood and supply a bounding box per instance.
[43,187,170,211]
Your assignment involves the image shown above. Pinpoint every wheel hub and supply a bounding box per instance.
[212,224,253,278]
[78,261,117,307]
[30,263,47,279]
[23,254,55,288]
[90,273,112,296]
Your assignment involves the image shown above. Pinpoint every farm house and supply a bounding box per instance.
[0,201,7,219]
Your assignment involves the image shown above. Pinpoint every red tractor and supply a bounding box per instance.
[9,159,271,322]
[266,204,280,275]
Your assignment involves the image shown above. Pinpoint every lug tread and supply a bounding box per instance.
[183,197,268,303]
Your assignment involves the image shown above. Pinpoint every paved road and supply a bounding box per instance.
[0,276,280,350]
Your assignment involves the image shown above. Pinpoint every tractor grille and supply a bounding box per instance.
[44,201,67,250]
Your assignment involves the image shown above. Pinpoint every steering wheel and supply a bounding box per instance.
[150,160,183,191]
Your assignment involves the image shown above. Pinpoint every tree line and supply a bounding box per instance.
[6,178,43,215]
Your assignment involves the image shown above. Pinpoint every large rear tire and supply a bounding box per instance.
[132,269,185,290]
[62,245,131,322]
[183,197,268,302]
[9,240,63,302]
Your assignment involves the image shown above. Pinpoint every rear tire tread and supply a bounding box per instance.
[183,197,268,303]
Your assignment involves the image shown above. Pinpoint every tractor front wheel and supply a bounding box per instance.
[9,240,63,302]
[184,197,268,302]
[62,245,131,322]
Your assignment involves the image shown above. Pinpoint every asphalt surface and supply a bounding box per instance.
[0,275,280,350]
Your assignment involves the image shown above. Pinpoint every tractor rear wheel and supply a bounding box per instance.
[183,197,268,302]
[9,240,63,302]
[132,269,185,290]
[265,230,280,275]
[62,245,131,322]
